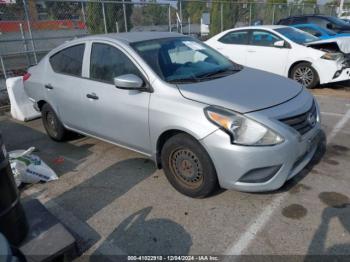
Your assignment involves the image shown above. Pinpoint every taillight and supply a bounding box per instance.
[23,72,31,82]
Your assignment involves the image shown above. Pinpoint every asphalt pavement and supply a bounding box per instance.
[0,89,349,260]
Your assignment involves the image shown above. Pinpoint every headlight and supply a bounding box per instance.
[321,52,343,61]
[204,106,284,146]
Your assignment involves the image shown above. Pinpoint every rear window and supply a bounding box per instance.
[49,44,85,76]
[219,31,249,45]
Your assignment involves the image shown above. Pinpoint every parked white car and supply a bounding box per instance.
[206,25,350,88]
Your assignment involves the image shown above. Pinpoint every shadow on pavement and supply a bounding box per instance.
[92,207,192,258]
[46,158,156,253]
[305,192,350,260]
[0,119,94,177]
[50,158,156,221]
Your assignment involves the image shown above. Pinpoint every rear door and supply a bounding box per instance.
[245,30,290,76]
[210,30,249,65]
[45,43,88,131]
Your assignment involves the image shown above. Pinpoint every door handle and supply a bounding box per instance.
[45,84,54,90]
[86,93,99,100]
[247,50,256,53]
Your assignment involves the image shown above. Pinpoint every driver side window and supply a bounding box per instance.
[90,43,141,84]
[250,30,282,47]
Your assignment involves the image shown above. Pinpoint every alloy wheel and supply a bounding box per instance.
[293,66,314,87]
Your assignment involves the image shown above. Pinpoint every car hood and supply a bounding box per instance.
[306,37,350,54]
[177,67,303,113]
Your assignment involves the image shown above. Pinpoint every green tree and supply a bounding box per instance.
[183,1,207,24]
[86,1,132,34]
[210,1,250,36]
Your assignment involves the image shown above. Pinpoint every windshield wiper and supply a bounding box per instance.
[197,66,242,80]
[167,75,200,84]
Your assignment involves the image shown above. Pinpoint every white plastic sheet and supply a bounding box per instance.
[6,76,41,122]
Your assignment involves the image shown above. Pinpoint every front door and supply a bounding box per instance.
[245,30,290,76]
[79,42,151,154]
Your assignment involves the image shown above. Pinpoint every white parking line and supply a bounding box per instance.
[225,109,350,255]
[328,110,350,142]
[321,111,344,117]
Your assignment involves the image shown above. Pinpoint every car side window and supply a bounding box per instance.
[250,31,282,47]
[90,43,141,84]
[218,31,249,45]
[49,44,85,76]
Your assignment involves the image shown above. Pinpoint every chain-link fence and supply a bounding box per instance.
[0,0,339,94]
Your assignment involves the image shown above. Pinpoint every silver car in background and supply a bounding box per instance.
[24,32,322,198]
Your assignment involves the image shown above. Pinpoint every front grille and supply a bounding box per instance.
[280,101,317,136]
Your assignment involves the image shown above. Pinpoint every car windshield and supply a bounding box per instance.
[275,27,319,44]
[327,16,350,27]
[131,37,241,83]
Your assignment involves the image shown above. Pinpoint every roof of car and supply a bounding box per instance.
[80,32,185,43]
[282,14,330,19]
[233,25,288,30]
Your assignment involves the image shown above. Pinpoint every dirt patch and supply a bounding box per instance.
[319,192,350,209]
[282,204,307,219]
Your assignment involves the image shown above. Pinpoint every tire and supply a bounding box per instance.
[41,103,68,141]
[290,62,319,89]
[161,133,219,198]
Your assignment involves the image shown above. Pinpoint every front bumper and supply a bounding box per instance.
[201,111,322,192]
[313,58,350,84]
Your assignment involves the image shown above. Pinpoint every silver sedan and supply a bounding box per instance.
[24,32,322,198]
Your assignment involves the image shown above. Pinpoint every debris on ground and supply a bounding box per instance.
[9,147,58,187]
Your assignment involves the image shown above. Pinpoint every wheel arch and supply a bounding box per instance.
[155,129,199,169]
[288,60,316,78]
[37,100,47,111]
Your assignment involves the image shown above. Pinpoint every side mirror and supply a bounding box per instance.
[314,32,322,37]
[273,40,285,48]
[114,74,144,90]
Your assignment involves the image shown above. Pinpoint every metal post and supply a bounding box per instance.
[102,2,108,33]
[272,4,276,24]
[188,17,191,35]
[220,3,223,32]
[0,56,7,79]
[81,2,86,24]
[301,3,304,15]
[289,4,292,16]
[168,4,171,32]
[249,3,252,26]
[115,21,119,33]
[123,0,128,32]
[22,0,37,64]
[19,23,30,66]
[179,0,183,33]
